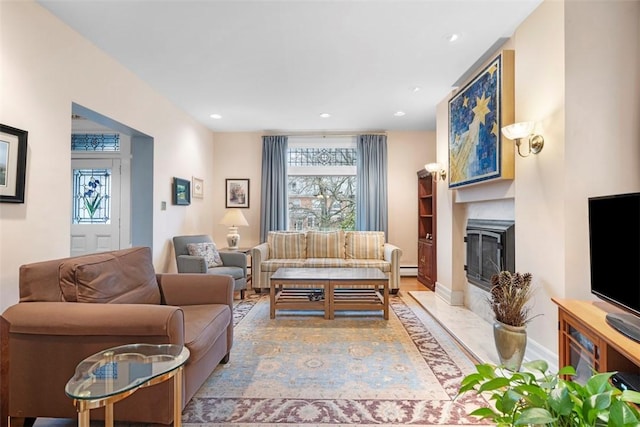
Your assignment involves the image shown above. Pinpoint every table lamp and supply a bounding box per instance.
[219,209,249,249]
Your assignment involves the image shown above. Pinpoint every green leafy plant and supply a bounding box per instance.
[457,360,640,426]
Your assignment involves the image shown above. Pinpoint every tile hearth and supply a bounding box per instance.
[409,290,499,366]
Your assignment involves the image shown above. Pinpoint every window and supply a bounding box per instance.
[287,137,356,231]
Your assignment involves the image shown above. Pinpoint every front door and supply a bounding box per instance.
[70,158,121,256]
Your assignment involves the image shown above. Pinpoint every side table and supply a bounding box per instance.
[65,344,189,427]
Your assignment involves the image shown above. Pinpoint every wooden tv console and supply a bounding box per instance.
[552,298,640,382]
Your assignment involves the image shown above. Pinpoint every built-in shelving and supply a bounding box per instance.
[417,169,436,290]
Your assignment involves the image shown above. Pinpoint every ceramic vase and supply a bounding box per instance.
[493,320,527,372]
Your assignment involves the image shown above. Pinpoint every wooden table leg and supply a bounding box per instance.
[105,403,114,427]
[383,281,389,320]
[326,283,332,320]
[270,282,276,319]
[76,402,90,427]
[174,367,183,427]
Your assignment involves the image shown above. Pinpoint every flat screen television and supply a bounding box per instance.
[588,192,640,343]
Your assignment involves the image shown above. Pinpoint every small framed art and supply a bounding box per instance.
[192,177,204,199]
[0,124,28,203]
[225,178,249,208]
[173,177,191,205]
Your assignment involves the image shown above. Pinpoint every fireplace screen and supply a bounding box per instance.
[465,219,515,291]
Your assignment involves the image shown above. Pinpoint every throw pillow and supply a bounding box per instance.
[58,246,161,304]
[345,231,385,260]
[186,242,223,268]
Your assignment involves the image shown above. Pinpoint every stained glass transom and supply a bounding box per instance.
[288,148,356,166]
[73,169,111,224]
[71,134,120,151]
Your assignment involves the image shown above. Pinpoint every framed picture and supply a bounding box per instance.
[173,177,191,205]
[192,176,204,199]
[0,124,28,203]
[225,178,249,208]
[448,50,514,188]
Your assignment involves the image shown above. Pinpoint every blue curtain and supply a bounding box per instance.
[260,135,288,243]
[356,134,388,236]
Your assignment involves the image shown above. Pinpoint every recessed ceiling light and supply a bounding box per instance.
[320,113,331,118]
[412,87,421,93]
[210,113,222,119]
[394,111,406,117]
[445,33,460,43]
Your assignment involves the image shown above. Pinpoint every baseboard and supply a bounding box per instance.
[400,266,417,276]
[434,282,464,306]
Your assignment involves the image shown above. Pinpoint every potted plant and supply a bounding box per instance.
[457,359,640,426]
[489,270,537,371]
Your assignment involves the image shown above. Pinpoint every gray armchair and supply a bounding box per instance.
[173,235,247,299]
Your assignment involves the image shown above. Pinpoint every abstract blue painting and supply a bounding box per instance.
[449,51,513,188]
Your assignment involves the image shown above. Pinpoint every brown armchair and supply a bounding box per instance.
[1,246,233,425]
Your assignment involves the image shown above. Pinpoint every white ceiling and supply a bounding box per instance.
[39,0,542,133]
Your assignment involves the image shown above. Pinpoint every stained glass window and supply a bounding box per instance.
[73,168,111,224]
[71,134,120,151]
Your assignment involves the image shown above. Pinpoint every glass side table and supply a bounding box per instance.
[65,343,190,427]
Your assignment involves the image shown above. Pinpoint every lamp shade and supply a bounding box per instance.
[219,209,249,227]
[501,121,535,140]
[424,162,442,174]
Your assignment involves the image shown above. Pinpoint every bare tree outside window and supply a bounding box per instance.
[287,140,356,231]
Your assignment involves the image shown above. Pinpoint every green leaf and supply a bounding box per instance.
[608,399,640,426]
[476,363,499,378]
[514,408,556,425]
[469,407,500,419]
[558,365,577,377]
[478,377,512,392]
[549,385,574,416]
[621,389,640,405]
[586,372,615,395]
[523,359,549,374]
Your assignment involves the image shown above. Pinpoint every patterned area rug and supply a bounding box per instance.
[183,292,490,426]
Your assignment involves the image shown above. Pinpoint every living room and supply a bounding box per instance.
[1,0,639,423]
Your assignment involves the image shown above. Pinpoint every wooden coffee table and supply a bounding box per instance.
[269,267,389,319]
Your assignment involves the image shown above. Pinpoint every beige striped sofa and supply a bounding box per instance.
[250,230,402,293]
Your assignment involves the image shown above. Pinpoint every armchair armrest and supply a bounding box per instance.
[250,243,269,289]
[3,302,184,343]
[157,273,234,308]
[219,251,247,275]
[176,254,207,273]
[383,243,403,290]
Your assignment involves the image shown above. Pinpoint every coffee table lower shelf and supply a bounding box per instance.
[331,288,388,319]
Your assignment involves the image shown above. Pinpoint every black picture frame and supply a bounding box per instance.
[0,124,28,203]
[173,177,191,206]
[225,178,249,208]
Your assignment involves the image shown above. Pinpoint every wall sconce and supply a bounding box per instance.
[424,162,447,182]
[501,121,545,158]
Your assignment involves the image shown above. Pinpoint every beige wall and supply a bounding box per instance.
[434,0,640,358]
[0,1,217,310]
[210,131,435,267]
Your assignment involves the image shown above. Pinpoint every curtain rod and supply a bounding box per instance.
[263,131,387,138]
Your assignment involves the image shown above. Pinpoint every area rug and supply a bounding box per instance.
[183,293,490,426]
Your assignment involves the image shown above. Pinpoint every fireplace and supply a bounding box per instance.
[465,219,515,292]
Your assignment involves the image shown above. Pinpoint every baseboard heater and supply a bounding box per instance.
[400,266,418,276]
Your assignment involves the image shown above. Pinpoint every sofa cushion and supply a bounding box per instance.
[268,231,306,259]
[260,259,306,272]
[306,230,345,258]
[181,304,230,364]
[187,242,223,267]
[304,258,349,268]
[345,231,385,260]
[346,259,391,272]
[58,246,161,304]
